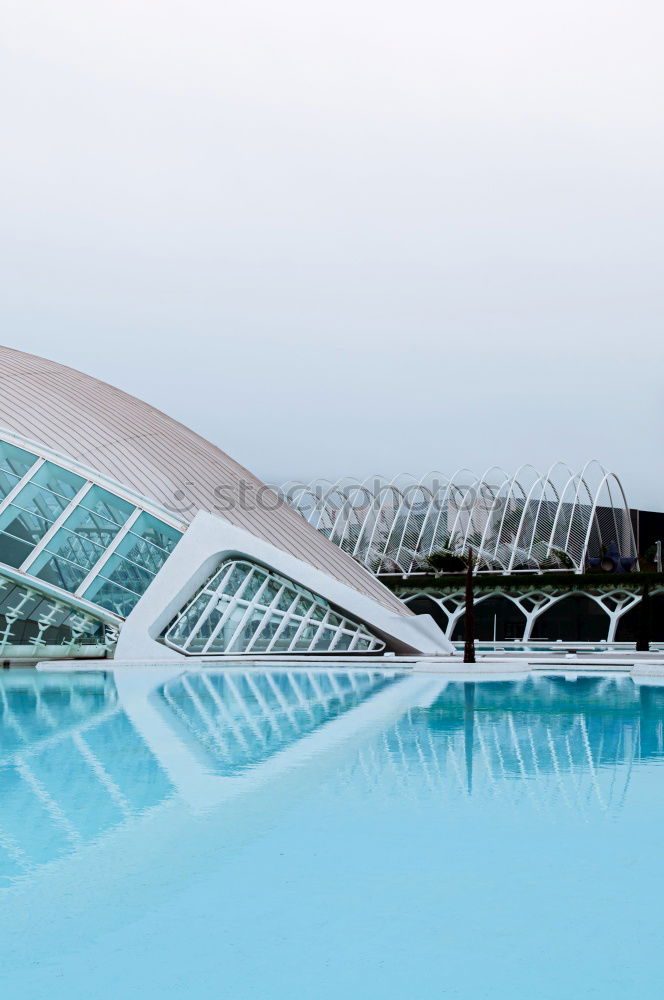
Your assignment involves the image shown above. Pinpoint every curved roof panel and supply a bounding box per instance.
[0,346,407,614]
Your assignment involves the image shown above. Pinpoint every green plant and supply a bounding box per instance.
[425,549,467,573]
[549,547,574,569]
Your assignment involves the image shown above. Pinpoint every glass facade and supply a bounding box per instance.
[0,439,182,619]
[163,558,386,655]
[0,570,112,657]
[0,440,41,500]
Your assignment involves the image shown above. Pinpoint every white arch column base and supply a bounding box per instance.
[407,585,660,645]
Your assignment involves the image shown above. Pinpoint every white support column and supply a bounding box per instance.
[597,590,641,643]
[514,592,559,641]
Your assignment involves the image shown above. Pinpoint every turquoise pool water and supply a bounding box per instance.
[2,666,664,998]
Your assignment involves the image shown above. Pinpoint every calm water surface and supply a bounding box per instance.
[1,666,664,999]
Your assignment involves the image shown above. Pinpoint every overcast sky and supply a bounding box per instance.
[1,0,662,509]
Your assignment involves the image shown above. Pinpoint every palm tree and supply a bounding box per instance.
[464,548,476,664]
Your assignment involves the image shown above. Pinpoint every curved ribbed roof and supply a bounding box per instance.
[0,346,407,614]
[285,463,636,574]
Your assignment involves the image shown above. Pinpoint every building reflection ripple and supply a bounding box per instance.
[158,669,399,775]
[0,667,401,884]
[3,670,664,887]
[349,676,664,816]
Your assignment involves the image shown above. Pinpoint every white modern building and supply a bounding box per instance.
[0,347,450,661]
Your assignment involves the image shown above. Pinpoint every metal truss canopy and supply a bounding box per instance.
[285,461,636,575]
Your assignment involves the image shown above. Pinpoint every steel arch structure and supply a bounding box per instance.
[284,462,636,575]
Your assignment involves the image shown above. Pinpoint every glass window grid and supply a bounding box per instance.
[0,441,182,618]
[82,577,142,618]
[31,554,89,592]
[75,484,133,527]
[15,481,104,582]
[2,491,68,530]
[81,522,176,605]
[33,527,107,572]
[29,462,85,500]
[163,559,385,656]
[0,508,52,544]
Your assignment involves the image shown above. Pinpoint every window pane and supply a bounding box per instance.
[276,588,298,612]
[0,533,34,568]
[79,485,133,527]
[112,533,167,575]
[30,462,84,499]
[130,512,181,553]
[293,622,321,650]
[333,632,353,651]
[271,619,302,652]
[169,593,213,646]
[32,554,88,592]
[230,605,268,651]
[61,506,122,550]
[221,564,250,598]
[0,505,51,544]
[250,612,285,652]
[7,482,70,522]
[0,441,38,478]
[37,527,105,571]
[0,469,20,501]
[185,631,209,654]
[262,579,282,605]
[207,605,247,652]
[312,628,337,651]
[30,599,71,627]
[188,604,224,649]
[242,570,267,603]
[98,553,153,595]
[293,596,313,616]
[83,578,139,618]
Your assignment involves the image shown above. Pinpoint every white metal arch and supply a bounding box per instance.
[284,463,635,576]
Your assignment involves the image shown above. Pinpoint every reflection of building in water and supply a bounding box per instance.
[350,677,664,816]
[0,671,173,886]
[0,668,400,884]
[4,671,664,887]
[159,670,399,775]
